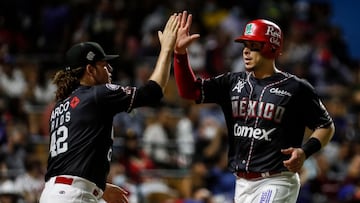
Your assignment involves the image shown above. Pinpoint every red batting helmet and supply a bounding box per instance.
[235,19,283,59]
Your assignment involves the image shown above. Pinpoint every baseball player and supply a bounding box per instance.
[39,13,179,203]
[173,11,335,203]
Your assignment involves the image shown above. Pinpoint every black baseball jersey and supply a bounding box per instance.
[44,80,163,190]
[196,71,332,173]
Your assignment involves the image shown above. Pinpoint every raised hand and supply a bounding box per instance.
[175,11,200,54]
[158,13,180,52]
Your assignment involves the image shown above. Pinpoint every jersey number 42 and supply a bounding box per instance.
[50,126,69,157]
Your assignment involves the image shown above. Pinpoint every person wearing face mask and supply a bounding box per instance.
[173,11,335,203]
[39,13,180,203]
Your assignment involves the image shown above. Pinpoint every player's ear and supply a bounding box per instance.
[82,64,98,85]
[85,64,96,77]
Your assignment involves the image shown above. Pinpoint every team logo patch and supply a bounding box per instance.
[232,79,246,93]
[244,23,254,35]
[265,25,281,46]
[106,83,120,91]
[70,96,80,108]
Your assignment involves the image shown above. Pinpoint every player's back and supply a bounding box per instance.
[45,85,114,190]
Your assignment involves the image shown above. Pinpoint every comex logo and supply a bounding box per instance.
[233,123,275,141]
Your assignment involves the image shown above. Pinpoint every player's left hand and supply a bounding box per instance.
[281,147,306,173]
[102,183,129,203]
[174,11,200,54]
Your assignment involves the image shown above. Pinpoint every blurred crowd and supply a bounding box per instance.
[0,0,359,203]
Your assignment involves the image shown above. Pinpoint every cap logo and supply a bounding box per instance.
[265,25,281,46]
[86,51,95,61]
[244,23,254,35]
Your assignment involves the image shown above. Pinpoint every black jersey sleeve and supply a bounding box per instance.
[196,72,233,104]
[93,80,163,115]
[132,80,163,107]
[299,79,333,130]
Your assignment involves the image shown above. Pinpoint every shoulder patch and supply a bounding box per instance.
[70,96,80,108]
[105,83,120,91]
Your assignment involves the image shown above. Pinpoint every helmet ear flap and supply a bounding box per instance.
[260,42,278,59]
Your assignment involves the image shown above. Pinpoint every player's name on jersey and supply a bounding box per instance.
[50,100,71,131]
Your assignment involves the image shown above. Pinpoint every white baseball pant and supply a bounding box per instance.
[234,172,300,203]
[39,175,104,203]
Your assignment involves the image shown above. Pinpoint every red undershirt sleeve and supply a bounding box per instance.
[174,53,201,100]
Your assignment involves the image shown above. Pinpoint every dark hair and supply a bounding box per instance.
[53,67,85,101]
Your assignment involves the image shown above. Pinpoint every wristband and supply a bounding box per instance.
[301,137,322,158]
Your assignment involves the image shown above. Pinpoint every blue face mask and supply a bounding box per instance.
[112,175,126,186]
